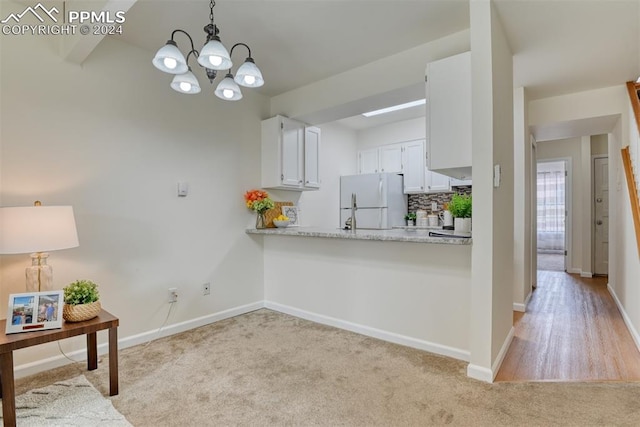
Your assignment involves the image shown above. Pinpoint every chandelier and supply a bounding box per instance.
[152,0,264,100]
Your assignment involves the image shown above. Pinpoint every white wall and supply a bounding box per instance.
[0,24,269,369]
[513,87,532,311]
[270,31,470,125]
[357,117,426,150]
[263,236,471,360]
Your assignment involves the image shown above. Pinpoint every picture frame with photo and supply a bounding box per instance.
[6,291,63,334]
[281,206,299,226]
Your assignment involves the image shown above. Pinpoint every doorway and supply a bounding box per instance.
[536,160,568,271]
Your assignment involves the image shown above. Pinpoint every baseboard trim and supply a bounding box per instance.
[492,326,515,379]
[607,283,640,352]
[580,271,593,278]
[466,326,515,383]
[513,288,532,312]
[466,364,493,382]
[264,300,470,362]
[567,268,581,274]
[13,301,264,379]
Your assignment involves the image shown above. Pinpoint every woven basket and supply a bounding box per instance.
[63,300,101,322]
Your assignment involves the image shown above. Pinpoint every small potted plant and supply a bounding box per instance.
[404,212,417,226]
[448,194,472,233]
[63,279,101,322]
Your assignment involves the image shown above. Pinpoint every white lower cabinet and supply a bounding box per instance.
[262,115,321,191]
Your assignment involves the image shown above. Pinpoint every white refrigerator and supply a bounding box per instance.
[339,173,407,229]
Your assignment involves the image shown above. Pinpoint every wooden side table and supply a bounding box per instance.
[0,309,119,427]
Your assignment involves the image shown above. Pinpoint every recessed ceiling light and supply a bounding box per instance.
[362,99,426,117]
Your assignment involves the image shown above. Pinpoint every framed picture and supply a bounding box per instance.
[6,291,63,334]
[281,206,299,226]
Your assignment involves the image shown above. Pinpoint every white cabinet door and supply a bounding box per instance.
[426,51,472,180]
[261,115,320,191]
[281,117,304,187]
[426,170,451,192]
[358,148,379,174]
[402,140,426,193]
[379,144,403,173]
[304,126,321,188]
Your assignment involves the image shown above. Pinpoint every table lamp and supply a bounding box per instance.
[0,201,79,292]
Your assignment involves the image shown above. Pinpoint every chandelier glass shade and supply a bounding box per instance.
[152,1,263,101]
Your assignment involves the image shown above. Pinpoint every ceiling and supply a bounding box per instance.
[112,0,640,130]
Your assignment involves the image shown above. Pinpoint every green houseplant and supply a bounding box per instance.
[63,279,101,322]
[404,212,417,226]
[448,194,472,233]
[447,194,472,218]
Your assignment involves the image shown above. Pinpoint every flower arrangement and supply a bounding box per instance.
[244,189,275,214]
[63,279,100,305]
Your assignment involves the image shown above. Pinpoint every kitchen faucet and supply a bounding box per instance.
[350,193,357,231]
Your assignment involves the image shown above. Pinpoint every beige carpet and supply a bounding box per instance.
[3,375,130,426]
[14,309,640,426]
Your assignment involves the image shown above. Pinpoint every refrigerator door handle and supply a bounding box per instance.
[378,177,383,206]
[379,209,382,229]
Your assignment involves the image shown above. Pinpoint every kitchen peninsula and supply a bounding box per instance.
[248,226,472,362]
[246,226,472,245]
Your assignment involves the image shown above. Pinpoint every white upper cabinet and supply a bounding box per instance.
[426,51,472,180]
[401,140,426,193]
[304,126,321,188]
[426,170,451,192]
[379,144,403,174]
[262,115,321,191]
[358,148,379,174]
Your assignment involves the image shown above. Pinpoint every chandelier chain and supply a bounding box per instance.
[209,0,215,25]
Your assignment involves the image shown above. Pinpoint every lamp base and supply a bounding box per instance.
[26,252,53,292]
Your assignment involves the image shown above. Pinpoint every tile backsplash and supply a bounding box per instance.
[408,186,472,214]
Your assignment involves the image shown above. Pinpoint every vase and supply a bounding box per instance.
[256,212,266,229]
[454,218,472,233]
[63,300,101,322]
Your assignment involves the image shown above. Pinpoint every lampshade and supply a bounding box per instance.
[215,73,243,101]
[0,206,79,254]
[197,37,232,71]
[170,68,201,94]
[152,40,189,74]
[234,57,264,88]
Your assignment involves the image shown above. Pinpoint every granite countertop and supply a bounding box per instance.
[246,227,472,245]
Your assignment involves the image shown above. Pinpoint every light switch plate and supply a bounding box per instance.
[177,182,189,197]
[493,165,501,188]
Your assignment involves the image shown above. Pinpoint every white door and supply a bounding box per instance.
[593,157,609,275]
[358,149,379,174]
[379,144,403,173]
[281,117,303,187]
[304,126,321,188]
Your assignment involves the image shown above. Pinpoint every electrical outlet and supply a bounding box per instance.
[168,287,178,303]
[202,282,211,296]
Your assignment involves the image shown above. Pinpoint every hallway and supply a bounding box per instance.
[496,271,640,381]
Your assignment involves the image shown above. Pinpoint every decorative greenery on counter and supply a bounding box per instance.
[63,279,100,305]
[448,194,472,218]
[404,212,417,221]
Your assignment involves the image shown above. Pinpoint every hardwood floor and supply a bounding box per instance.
[496,271,640,382]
